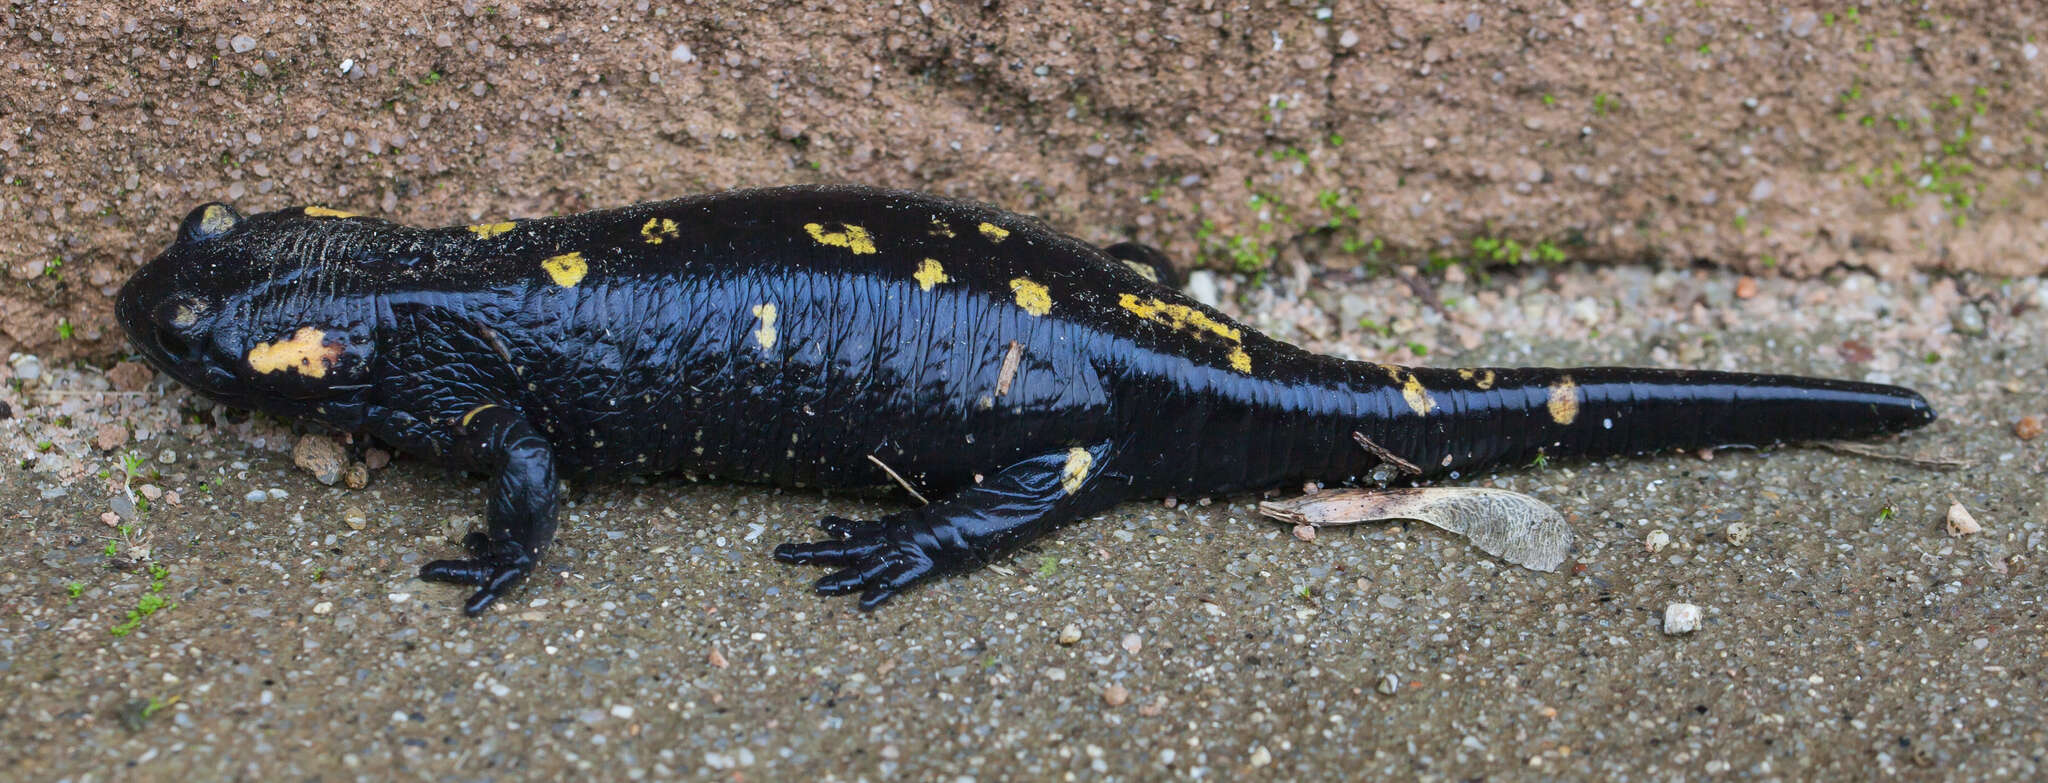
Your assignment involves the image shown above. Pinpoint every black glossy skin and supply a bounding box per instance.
[117,186,1938,614]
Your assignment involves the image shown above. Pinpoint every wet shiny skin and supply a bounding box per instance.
[116,186,1937,614]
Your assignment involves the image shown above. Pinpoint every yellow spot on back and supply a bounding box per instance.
[751,303,779,350]
[1228,347,1252,374]
[927,217,955,238]
[1457,368,1497,390]
[1010,277,1052,316]
[303,206,357,218]
[247,326,342,378]
[1547,375,1580,425]
[460,404,498,428]
[804,222,877,254]
[978,222,1011,242]
[641,217,679,244]
[914,258,951,291]
[198,205,238,236]
[1117,293,1253,373]
[1383,365,1437,415]
[468,222,516,239]
[1060,448,1093,494]
[541,251,588,287]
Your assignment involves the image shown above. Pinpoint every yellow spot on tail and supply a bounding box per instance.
[541,251,588,287]
[751,303,779,350]
[1060,448,1093,494]
[1117,293,1253,373]
[1121,259,1162,283]
[927,217,955,238]
[1457,368,1497,390]
[1547,375,1580,425]
[1383,365,1437,415]
[978,222,1011,242]
[804,222,877,254]
[468,222,516,239]
[460,404,498,428]
[302,206,357,218]
[1010,277,1052,316]
[247,326,342,379]
[198,205,238,236]
[914,258,951,291]
[640,217,679,244]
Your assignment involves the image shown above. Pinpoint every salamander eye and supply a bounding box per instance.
[177,202,243,244]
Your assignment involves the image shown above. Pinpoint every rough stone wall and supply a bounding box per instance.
[2,0,2042,360]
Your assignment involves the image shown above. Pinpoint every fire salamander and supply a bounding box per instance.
[118,186,1937,614]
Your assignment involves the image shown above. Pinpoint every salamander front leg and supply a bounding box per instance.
[774,442,1123,609]
[415,404,560,616]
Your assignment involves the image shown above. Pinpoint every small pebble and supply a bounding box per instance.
[343,507,368,531]
[230,34,257,53]
[293,435,347,485]
[1663,603,1702,635]
[1946,502,1981,537]
[94,423,130,452]
[245,489,270,503]
[2015,415,2042,441]
[1103,683,1129,707]
[1248,746,1273,767]
[1292,524,1316,541]
[1734,276,1758,299]
[1377,673,1400,695]
[108,361,154,391]
[313,601,333,615]
[1121,633,1143,654]
[1644,530,1671,553]
[1057,623,1082,645]
[1725,522,1752,546]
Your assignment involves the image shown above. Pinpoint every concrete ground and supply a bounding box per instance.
[4,263,2043,781]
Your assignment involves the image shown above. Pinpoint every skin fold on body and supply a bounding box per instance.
[116,185,1937,615]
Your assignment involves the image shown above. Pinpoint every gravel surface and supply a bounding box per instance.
[5,262,2043,779]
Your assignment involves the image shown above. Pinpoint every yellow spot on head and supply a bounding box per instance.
[1117,293,1252,373]
[1547,375,1580,425]
[541,251,588,287]
[804,222,877,255]
[198,204,238,236]
[641,217,679,244]
[751,303,779,350]
[1060,448,1093,494]
[302,206,357,219]
[460,404,498,428]
[914,258,951,292]
[247,326,343,378]
[468,221,516,239]
[1383,365,1436,415]
[978,222,1011,242]
[1010,277,1052,316]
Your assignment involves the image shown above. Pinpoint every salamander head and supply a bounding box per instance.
[118,202,381,426]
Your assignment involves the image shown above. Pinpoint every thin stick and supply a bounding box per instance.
[994,341,1023,397]
[1353,432,1422,475]
[867,454,931,505]
[1816,441,1972,469]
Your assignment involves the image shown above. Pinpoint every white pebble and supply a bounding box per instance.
[244,489,269,503]
[1663,602,1702,635]
[670,43,696,62]
[610,704,635,719]
[231,34,257,53]
[1057,623,1082,645]
[1945,502,1981,537]
[1645,530,1672,553]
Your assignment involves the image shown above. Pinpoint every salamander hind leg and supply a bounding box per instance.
[774,442,1124,610]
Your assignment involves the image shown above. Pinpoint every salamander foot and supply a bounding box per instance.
[773,516,937,610]
[420,532,534,616]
